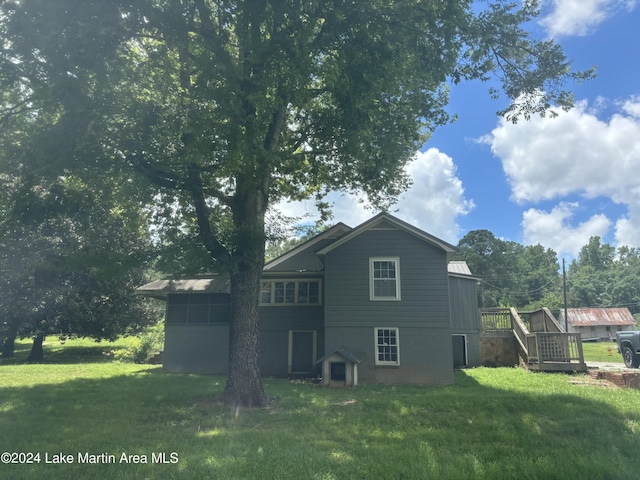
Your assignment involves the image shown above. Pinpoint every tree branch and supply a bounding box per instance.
[186,162,232,265]
[193,0,239,84]
[127,154,182,190]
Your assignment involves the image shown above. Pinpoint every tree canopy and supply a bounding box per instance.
[455,230,560,308]
[0,0,593,406]
[0,173,157,361]
[455,232,640,322]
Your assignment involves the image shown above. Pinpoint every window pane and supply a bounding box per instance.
[260,282,272,304]
[308,282,319,304]
[376,328,398,364]
[298,282,309,304]
[170,294,189,305]
[374,279,396,298]
[166,305,187,324]
[189,304,209,323]
[374,261,396,280]
[372,260,398,299]
[209,303,230,322]
[285,282,295,303]
[190,294,209,305]
[274,282,285,303]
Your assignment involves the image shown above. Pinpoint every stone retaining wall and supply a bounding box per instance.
[480,332,519,367]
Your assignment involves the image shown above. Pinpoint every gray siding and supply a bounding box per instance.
[324,228,454,384]
[449,276,480,331]
[324,229,450,328]
[163,293,324,377]
[448,275,481,367]
[163,293,230,374]
[325,326,453,384]
[259,304,324,376]
[266,238,336,272]
[164,324,229,374]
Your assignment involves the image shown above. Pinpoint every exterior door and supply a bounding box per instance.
[289,331,316,375]
[452,335,467,368]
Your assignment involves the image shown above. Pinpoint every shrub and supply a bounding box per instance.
[113,323,164,363]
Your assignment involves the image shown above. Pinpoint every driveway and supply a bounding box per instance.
[587,361,631,371]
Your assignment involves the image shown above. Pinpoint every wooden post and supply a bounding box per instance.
[563,259,568,333]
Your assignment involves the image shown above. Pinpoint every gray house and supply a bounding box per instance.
[137,212,481,385]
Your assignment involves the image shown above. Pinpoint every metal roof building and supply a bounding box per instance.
[559,308,635,327]
[558,308,636,341]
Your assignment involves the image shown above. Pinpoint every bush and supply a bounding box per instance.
[113,323,164,363]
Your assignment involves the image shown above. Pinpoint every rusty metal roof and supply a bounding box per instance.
[560,308,636,326]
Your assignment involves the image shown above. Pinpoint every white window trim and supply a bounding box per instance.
[374,327,400,366]
[369,257,401,301]
[259,279,322,306]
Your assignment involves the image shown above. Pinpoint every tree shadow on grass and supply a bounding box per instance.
[1,338,129,365]
[1,368,639,479]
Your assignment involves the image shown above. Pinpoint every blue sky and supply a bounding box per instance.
[277,0,640,261]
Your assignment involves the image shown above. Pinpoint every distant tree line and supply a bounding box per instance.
[454,230,640,321]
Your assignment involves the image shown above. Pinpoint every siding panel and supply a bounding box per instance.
[325,229,451,328]
[163,324,229,374]
[325,326,453,384]
[324,228,453,384]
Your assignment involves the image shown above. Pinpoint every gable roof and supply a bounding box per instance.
[559,308,636,327]
[316,212,456,259]
[317,346,362,364]
[263,222,352,272]
[137,213,459,297]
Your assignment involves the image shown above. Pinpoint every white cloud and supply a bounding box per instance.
[615,200,640,246]
[484,95,640,248]
[395,148,474,243]
[274,148,474,244]
[622,95,640,118]
[522,202,611,258]
[540,0,636,37]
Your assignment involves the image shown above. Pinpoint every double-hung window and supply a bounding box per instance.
[370,257,400,300]
[375,327,400,365]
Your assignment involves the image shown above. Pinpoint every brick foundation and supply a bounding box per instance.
[588,370,640,389]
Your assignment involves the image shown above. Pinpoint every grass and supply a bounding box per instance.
[3,336,134,365]
[2,339,640,479]
[581,341,624,363]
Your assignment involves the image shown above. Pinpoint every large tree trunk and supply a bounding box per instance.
[220,176,269,408]
[26,332,45,362]
[223,265,267,407]
[1,320,18,358]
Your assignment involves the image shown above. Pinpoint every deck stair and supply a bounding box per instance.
[481,307,587,373]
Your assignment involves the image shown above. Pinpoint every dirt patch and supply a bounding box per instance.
[570,377,619,388]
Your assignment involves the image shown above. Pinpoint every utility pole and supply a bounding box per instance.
[563,258,568,332]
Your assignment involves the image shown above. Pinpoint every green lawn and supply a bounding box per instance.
[3,336,134,364]
[581,341,624,363]
[2,339,640,479]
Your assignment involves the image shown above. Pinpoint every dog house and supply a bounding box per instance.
[318,347,361,387]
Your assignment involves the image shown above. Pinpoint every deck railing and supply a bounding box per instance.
[527,333,584,363]
[481,307,585,370]
[511,308,531,361]
[480,308,512,332]
[521,308,565,333]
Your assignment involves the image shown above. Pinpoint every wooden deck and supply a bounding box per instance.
[481,308,587,373]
